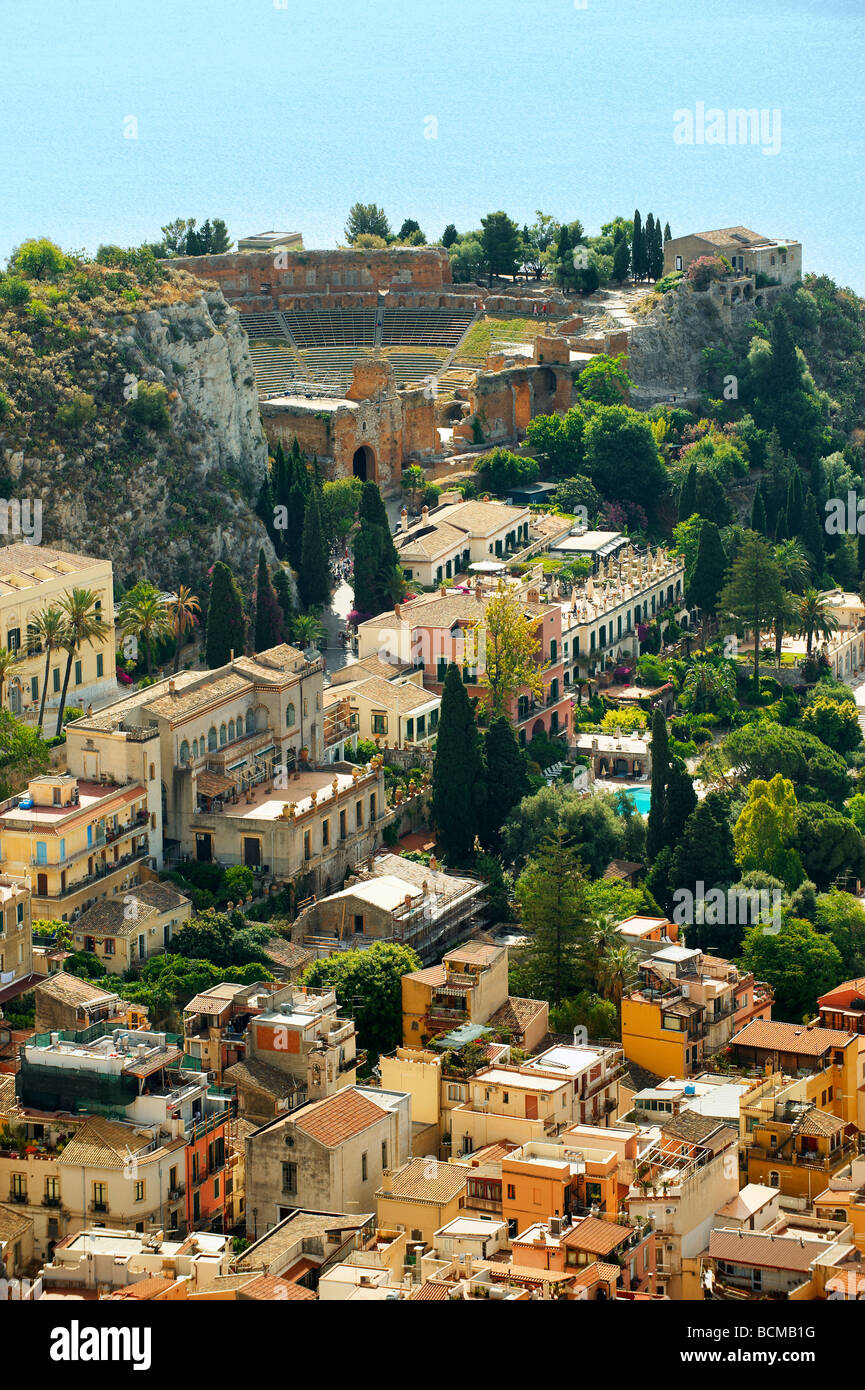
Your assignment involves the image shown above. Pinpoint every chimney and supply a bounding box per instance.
[381,1170,393,1193]
[422,505,430,523]
[169,680,176,695]
[400,507,409,532]
[394,602,401,620]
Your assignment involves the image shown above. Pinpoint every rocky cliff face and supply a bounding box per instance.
[628,280,764,410]
[0,270,274,592]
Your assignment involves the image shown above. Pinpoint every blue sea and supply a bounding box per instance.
[1,0,864,292]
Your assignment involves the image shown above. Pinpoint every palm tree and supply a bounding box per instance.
[26,607,67,732]
[796,588,840,657]
[167,585,201,673]
[682,660,736,713]
[595,944,640,1034]
[0,646,21,712]
[118,581,171,679]
[592,915,623,960]
[770,589,799,667]
[55,588,108,737]
[774,538,811,594]
[401,464,427,513]
[291,613,326,650]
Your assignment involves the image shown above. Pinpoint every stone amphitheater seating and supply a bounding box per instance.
[381,308,475,347]
[239,308,477,394]
[283,309,377,348]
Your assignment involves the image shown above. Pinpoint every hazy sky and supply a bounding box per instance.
[2,0,863,288]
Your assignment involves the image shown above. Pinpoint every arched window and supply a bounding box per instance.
[219,723,227,746]
[208,726,217,752]
[237,710,245,734]
[286,702,296,728]
[179,740,190,765]
[769,1170,780,1188]
[228,720,235,742]
[192,738,199,759]
[246,709,255,734]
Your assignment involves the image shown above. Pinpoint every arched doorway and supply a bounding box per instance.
[353,445,375,481]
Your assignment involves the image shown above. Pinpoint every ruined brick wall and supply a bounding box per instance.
[169,247,452,309]
[467,362,577,443]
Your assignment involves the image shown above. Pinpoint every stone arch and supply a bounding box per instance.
[531,718,545,740]
[353,444,376,482]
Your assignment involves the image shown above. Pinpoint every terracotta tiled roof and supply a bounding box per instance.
[412,1279,450,1300]
[709,1228,826,1272]
[603,859,644,881]
[377,1157,467,1205]
[732,1020,856,1056]
[487,996,547,1035]
[561,1216,632,1255]
[57,1115,155,1170]
[34,972,117,1007]
[573,1261,621,1288]
[690,227,773,248]
[109,1276,178,1300]
[0,1201,33,1243]
[661,1112,726,1144]
[223,1059,302,1103]
[293,1089,387,1148]
[238,1274,316,1300]
[798,1108,846,1137]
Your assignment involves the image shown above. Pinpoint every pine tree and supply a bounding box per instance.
[431,664,486,862]
[479,715,531,853]
[750,483,768,535]
[254,549,284,653]
[647,707,669,860]
[719,531,785,690]
[273,565,295,640]
[678,462,698,522]
[205,562,247,667]
[298,485,331,610]
[515,829,594,1006]
[631,210,644,282]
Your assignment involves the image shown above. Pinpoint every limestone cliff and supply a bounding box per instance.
[0,261,273,592]
[627,279,773,410]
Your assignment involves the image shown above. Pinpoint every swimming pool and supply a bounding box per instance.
[618,786,652,815]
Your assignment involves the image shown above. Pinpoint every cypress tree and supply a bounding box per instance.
[750,483,768,535]
[651,218,664,279]
[665,756,698,848]
[678,462,698,522]
[647,707,669,860]
[255,470,275,547]
[631,209,644,282]
[478,715,531,853]
[271,441,291,557]
[431,664,486,862]
[285,479,307,570]
[273,565,295,639]
[298,485,331,610]
[687,520,728,646]
[663,221,672,242]
[612,235,630,283]
[784,465,805,539]
[857,531,865,581]
[205,561,247,667]
[254,549,284,653]
[352,482,401,615]
[801,488,825,575]
[696,469,732,526]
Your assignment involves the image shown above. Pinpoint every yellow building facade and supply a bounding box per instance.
[0,544,116,719]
